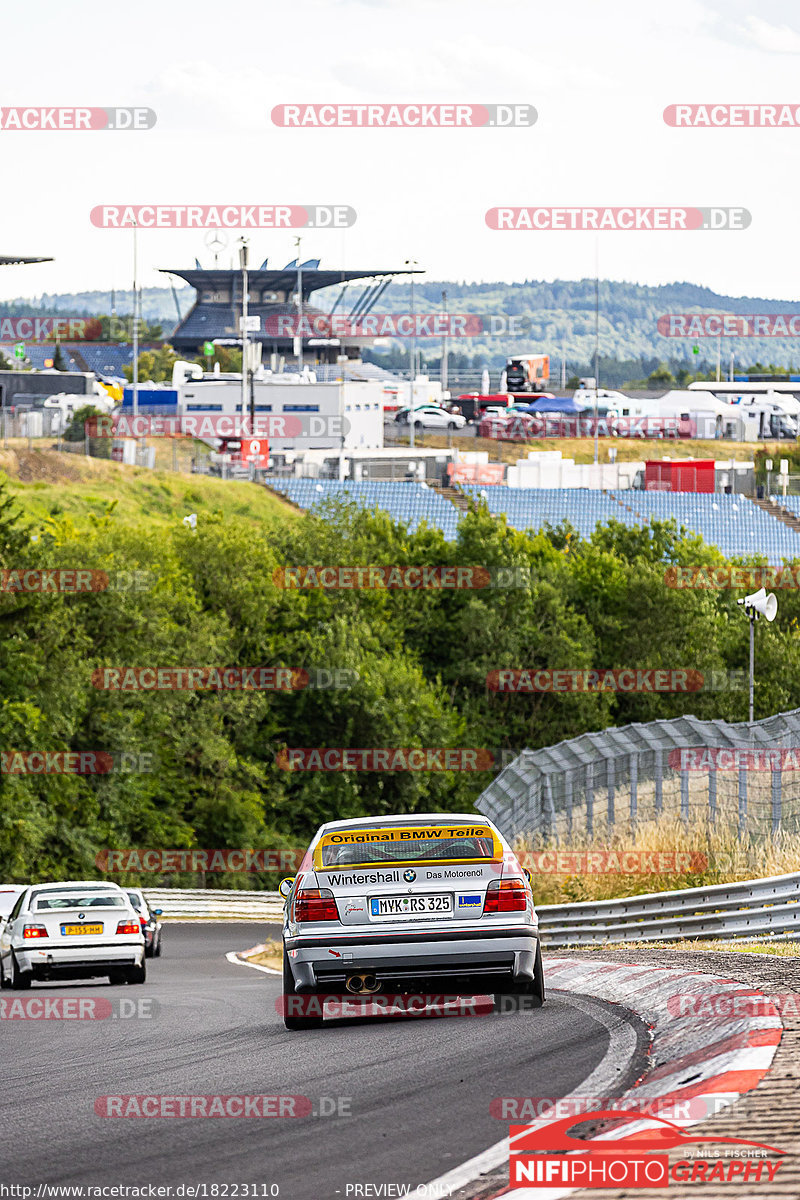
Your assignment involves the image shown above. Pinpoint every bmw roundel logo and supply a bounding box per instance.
[78,912,85,920]
[403,869,416,883]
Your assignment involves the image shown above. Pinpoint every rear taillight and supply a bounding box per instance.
[484,879,529,914]
[22,924,48,939]
[116,921,140,935]
[295,888,339,922]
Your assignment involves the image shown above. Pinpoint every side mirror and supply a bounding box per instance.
[154,909,163,916]
[278,877,295,898]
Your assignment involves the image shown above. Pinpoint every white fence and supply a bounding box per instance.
[143,888,283,921]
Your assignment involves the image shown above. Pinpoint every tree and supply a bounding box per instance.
[193,345,242,374]
[647,362,676,388]
[123,343,179,383]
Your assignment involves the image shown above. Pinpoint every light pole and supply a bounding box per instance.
[737,587,777,723]
[295,236,303,375]
[405,259,418,449]
[240,238,249,426]
[125,217,139,418]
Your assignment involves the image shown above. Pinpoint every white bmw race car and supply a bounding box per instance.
[0,881,146,988]
[279,813,544,1030]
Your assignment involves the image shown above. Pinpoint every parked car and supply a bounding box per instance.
[126,888,163,958]
[395,406,466,430]
[277,812,543,1030]
[0,881,145,988]
[0,887,25,937]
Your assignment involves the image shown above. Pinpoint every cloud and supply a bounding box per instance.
[741,14,800,54]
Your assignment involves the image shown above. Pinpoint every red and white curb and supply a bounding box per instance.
[226,944,281,976]
[411,956,783,1200]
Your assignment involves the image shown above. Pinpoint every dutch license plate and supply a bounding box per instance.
[61,924,103,936]
[369,894,453,920]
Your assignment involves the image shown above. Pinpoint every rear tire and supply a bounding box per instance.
[154,936,162,958]
[493,943,545,1013]
[10,954,32,990]
[126,961,146,985]
[282,953,323,1031]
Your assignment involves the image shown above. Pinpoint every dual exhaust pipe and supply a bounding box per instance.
[346,972,380,994]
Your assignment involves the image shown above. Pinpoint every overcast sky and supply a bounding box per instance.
[3,0,800,303]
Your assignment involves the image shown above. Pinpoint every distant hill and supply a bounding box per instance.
[7,278,800,376]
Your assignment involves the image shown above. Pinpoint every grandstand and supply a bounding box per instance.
[459,486,800,563]
[266,479,800,563]
[266,478,461,540]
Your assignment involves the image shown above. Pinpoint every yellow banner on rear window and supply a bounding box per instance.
[313,824,501,869]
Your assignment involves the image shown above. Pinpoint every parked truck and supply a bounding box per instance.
[502,354,550,393]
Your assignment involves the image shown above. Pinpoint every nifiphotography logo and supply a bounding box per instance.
[509,1109,786,1188]
[403,869,417,883]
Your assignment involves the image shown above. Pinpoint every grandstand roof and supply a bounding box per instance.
[161,266,419,297]
[0,254,53,265]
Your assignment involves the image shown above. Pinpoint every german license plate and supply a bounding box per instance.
[61,924,103,936]
[369,894,452,920]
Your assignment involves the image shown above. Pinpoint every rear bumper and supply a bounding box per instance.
[284,927,539,994]
[16,942,144,977]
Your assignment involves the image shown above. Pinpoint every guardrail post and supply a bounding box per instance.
[681,762,689,822]
[609,758,618,825]
[565,773,573,836]
[709,764,717,825]
[738,761,748,837]
[629,753,638,827]
[544,775,557,840]
[772,764,782,837]
[585,762,594,837]
[655,751,663,816]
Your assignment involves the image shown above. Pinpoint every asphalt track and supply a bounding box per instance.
[0,924,646,1200]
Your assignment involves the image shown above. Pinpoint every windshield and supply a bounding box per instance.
[320,834,496,867]
[0,890,21,917]
[33,892,126,911]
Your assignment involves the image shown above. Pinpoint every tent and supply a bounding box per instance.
[520,395,588,415]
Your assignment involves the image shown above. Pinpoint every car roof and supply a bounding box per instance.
[27,881,125,892]
[317,813,495,834]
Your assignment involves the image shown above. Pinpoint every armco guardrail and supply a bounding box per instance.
[143,888,284,921]
[144,874,799,945]
[536,870,800,946]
